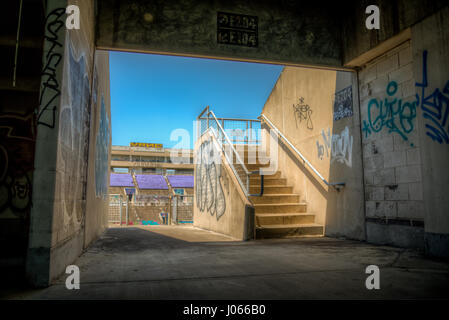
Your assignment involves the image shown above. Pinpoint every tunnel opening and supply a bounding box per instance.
[105,50,284,240]
[1,0,448,300]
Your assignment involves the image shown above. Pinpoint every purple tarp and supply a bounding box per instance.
[110,173,134,187]
[167,175,194,188]
[135,174,168,189]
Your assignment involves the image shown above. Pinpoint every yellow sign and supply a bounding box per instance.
[130,142,163,148]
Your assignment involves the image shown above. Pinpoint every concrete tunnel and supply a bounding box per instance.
[0,0,449,295]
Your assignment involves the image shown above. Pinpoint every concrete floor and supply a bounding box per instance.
[7,225,449,299]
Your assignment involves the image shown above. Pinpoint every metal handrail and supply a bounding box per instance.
[260,114,345,190]
[208,110,250,175]
[197,106,264,198]
[197,105,261,144]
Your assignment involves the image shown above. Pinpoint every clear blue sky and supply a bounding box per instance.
[109,51,283,149]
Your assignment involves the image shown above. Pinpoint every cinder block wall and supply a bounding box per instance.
[357,6,449,256]
[358,40,426,249]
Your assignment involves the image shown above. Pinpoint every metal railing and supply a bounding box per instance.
[260,114,345,190]
[197,106,261,145]
[197,106,264,198]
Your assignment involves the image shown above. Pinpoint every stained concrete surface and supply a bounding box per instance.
[5,225,449,299]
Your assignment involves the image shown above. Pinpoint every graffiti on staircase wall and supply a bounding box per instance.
[415,50,449,144]
[316,126,353,167]
[361,81,417,146]
[195,138,226,220]
[293,97,313,130]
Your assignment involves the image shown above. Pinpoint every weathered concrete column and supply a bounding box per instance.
[412,6,449,258]
[26,0,68,287]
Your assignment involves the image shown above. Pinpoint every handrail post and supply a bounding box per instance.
[249,121,252,144]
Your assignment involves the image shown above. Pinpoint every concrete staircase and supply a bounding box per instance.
[239,150,324,239]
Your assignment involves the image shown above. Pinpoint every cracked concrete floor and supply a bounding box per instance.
[7,225,449,299]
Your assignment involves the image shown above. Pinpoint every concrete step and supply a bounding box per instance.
[254,203,307,213]
[256,223,324,239]
[243,158,271,165]
[250,194,300,204]
[231,144,261,150]
[249,185,293,194]
[256,213,315,225]
[249,178,287,186]
[245,163,271,171]
[234,164,274,174]
[249,171,282,179]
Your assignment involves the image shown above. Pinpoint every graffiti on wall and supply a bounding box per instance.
[58,41,91,226]
[333,86,353,121]
[95,95,110,199]
[37,8,66,128]
[362,81,417,146]
[0,113,35,218]
[416,50,449,144]
[293,97,313,130]
[316,126,353,167]
[195,138,226,220]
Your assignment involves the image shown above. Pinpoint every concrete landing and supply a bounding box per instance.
[6,226,449,299]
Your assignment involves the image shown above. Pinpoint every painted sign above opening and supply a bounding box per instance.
[217,12,258,47]
[130,142,163,148]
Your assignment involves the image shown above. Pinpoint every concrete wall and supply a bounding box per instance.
[347,6,449,257]
[27,0,111,286]
[96,0,343,68]
[193,131,250,239]
[358,40,426,249]
[411,6,449,257]
[342,0,448,66]
[84,50,111,246]
[261,67,365,240]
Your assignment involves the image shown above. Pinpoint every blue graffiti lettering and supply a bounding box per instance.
[415,50,449,144]
[363,81,417,144]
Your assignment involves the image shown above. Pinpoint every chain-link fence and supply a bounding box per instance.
[108,194,124,224]
[171,194,194,224]
[109,193,193,226]
[132,194,170,225]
